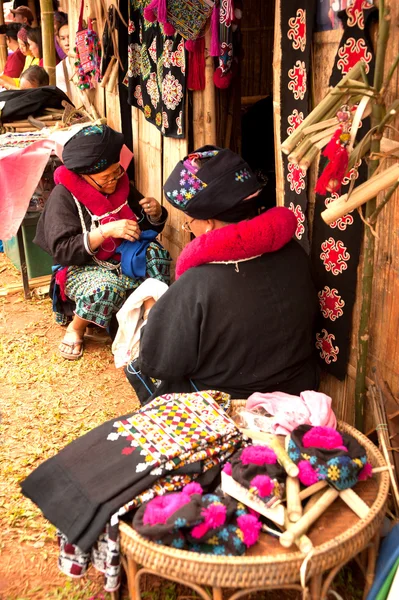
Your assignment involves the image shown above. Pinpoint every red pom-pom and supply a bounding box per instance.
[297,460,319,486]
[237,514,262,547]
[213,66,233,89]
[241,445,277,466]
[143,7,157,22]
[358,462,373,481]
[250,475,274,498]
[191,503,227,539]
[163,22,175,36]
[302,426,344,450]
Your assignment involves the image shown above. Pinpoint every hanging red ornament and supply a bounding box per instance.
[187,37,206,91]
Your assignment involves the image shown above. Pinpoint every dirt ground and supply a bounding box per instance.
[0,253,139,600]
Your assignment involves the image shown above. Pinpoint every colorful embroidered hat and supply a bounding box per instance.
[287,425,373,491]
[132,483,261,555]
[226,445,286,507]
[62,125,124,175]
[163,145,262,221]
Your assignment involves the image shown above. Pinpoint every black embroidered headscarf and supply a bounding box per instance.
[163,146,262,222]
[62,124,124,175]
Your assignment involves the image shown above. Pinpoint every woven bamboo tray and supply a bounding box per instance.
[119,402,389,589]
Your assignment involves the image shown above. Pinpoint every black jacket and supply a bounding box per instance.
[140,240,319,398]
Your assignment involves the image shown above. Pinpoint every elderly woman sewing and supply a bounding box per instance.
[130,146,319,399]
[34,125,170,360]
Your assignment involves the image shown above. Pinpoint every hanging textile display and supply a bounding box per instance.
[279,1,316,253]
[127,0,186,138]
[212,0,243,90]
[74,1,102,90]
[311,3,377,379]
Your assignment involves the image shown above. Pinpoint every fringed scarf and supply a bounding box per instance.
[54,165,136,261]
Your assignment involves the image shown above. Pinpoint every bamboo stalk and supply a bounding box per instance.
[310,124,338,145]
[100,57,117,88]
[204,27,217,145]
[303,489,327,514]
[106,60,120,93]
[303,117,338,136]
[286,476,303,522]
[288,136,313,164]
[369,181,399,224]
[279,488,340,548]
[0,0,7,73]
[284,514,313,554]
[298,145,319,171]
[40,1,56,85]
[355,0,391,431]
[240,429,299,477]
[321,163,399,224]
[281,62,363,155]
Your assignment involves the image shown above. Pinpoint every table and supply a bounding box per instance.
[117,417,389,600]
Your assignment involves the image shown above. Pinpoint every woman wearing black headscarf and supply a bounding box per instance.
[34,124,170,360]
[129,146,319,400]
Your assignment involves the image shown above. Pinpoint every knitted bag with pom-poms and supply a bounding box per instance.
[287,424,372,490]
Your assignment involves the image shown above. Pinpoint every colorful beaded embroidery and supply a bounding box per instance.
[235,169,251,183]
[165,169,207,208]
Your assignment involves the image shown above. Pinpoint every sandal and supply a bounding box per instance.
[59,337,84,361]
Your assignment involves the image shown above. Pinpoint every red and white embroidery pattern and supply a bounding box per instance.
[128,20,135,35]
[162,73,183,110]
[146,72,159,109]
[287,163,305,194]
[346,0,369,30]
[161,111,169,134]
[324,195,354,231]
[315,329,339,364]
[342,162,361,186]
[318,286,345,321]
[320,238,350,275]
[148,37,157,63]
[289,202,305,239]
[288,9,306,52]
[163,39,185,74]
[220,0,234,26]
[337,39,372,75]
[287,109,304,136]
[128,43,141,78]
[133,85,143,107]
[176,111,183,137]
[288,60,307,100]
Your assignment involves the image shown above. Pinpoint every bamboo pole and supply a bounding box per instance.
[299,481,328,501]
[354,0,391,431]
[321,163,399,224]
[40,0,56,85]
[339,488,370,519]
[203,27,216,145]
[286,476,303,522]
[0,0,7,73]
[281,62,363,155]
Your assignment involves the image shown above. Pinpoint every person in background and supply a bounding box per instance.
[54,11,68,61]
[26,27,43,66]
[11,5,34,26]
[55,22,73,97]
[0,23,25,79]
[0,27,38,89]
[20,65,50,89]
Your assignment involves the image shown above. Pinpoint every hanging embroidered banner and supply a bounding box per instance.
[280,1,316,252]
[311,3,377,379]
[127,0,186,138]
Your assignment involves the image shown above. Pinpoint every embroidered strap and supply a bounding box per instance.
[73,196,120,272]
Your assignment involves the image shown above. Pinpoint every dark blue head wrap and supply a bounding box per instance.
[62,125,124,175]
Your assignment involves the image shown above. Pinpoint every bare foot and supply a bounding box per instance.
[59,325,85,358]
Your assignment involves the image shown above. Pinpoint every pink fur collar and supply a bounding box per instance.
[176,207,297,279]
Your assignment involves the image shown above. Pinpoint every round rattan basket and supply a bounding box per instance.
[119,401,389,588]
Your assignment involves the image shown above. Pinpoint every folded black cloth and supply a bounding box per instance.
[0,86,73,122]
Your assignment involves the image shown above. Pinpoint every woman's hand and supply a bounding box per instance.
[139,197,163,220]
[102,219,141,241]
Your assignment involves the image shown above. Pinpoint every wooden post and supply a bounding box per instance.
[193,28,217,148]
[0,0,7,73]
[40,0,56,85]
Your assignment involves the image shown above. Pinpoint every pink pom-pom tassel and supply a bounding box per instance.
[358,462,373,481]
[237,514,262,547]
[297,460,319,486]
[163,22,175,36]
[143,0,158,23]
[157,0,168,24]
[210,4,220,57]
[222,462,232,475]
[250,475,274,498]
[183,482,203,496]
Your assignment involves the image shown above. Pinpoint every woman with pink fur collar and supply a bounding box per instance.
[126,146,319,402]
